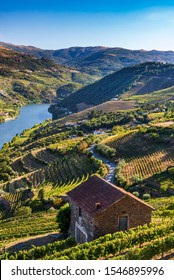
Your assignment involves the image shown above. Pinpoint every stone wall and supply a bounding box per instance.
[68,198,94,242]
[93,196,152,239]
[69,196,153,242]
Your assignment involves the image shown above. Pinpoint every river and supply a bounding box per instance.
[0,104,51,149]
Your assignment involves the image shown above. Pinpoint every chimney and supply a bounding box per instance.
[95,202,101,209]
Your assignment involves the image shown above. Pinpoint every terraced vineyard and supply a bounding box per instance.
[121,149,174,185]
[28,154,97,188]
[0,192,22,219]
[104,128,174,185]
[43,219,174,260]
[33,149,60,164]
[12,149,59,174]
[0,212,58,249]
[5,152,100,196]
[1,218,174,260]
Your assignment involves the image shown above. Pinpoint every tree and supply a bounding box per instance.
[77,141,88,153]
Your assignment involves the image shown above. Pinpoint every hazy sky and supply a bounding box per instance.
[1,1,174,50]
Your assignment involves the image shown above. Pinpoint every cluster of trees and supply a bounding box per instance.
[80,110,150,131]
[115,160,128,188]
[0,152,14,182]
[95,144,115,159]
[142,125,174,144]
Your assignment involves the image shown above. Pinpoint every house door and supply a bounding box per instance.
[76,227,87,243]
[119,216,128,231]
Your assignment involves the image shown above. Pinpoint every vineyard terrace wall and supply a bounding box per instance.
[67,175,154,243]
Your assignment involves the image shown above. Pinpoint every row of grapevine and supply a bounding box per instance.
[0,238,76,260]
[0,192,22,219]
[112,232,174,260]
[1,219,174,260]
[121,149,174,184]
[33,149,59,165]
[104,130,174,185]
[0,212,58,248]
[27,155,97,188]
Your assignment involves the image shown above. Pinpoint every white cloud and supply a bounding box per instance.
[146,9,174,24]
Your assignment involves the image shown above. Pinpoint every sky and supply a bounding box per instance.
[0,1,174,50]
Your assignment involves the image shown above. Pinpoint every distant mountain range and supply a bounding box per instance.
[1,42,174,77]
[2,42,174,121]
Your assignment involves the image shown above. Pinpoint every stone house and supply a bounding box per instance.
[67,175,154,243]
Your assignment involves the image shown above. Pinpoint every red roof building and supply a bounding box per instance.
[67,175,154,243]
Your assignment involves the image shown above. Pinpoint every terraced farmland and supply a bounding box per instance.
[0,212,58,249]
[0,192,22,219]
[104,128,174,185]
[28,154,97,188]
[12,149,59,175]
[5,151,100,196]
[2,217,174,260]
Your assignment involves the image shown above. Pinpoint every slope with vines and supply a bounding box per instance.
[103,127,174,185]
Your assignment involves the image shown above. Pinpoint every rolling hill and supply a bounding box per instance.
[0,46,96,122]
[60,62,174,112]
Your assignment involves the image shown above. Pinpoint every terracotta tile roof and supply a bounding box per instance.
[67,175,154,216]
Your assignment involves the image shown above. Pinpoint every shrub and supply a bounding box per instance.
[28,199,44,212]
[57,203,70,234]
[168,167,174,175]
[131,175,144,184]
[14,206,32,217]
[142,193,151,200]
[47,207,57,213]
[53,197,64,209]
[132,191,139,197]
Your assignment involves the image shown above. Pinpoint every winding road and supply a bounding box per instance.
[88,145,116,183]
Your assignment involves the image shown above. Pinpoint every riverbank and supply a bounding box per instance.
[0,101,49,124]
[0,104,51,149]
[4,117,16,122]
[0,104,20,124]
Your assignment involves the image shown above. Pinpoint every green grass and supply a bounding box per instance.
[148,196,174,210]
[124,87,174,105]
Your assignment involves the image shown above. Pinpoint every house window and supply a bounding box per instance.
[119,216,128,231]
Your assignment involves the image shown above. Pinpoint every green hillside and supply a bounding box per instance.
[0,46,96,122]
[60,62,174,112]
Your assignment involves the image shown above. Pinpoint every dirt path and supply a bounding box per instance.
[3,232,62,253]
[88,145,116,183]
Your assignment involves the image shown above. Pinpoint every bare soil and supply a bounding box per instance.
[4,232,61,253]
